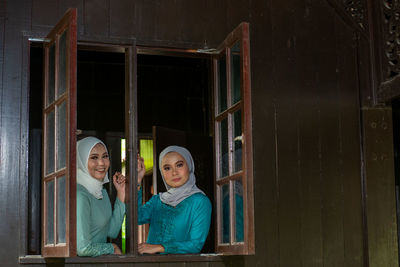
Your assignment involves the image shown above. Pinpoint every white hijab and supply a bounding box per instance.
[159,145,204,207]
[77,137,109,199]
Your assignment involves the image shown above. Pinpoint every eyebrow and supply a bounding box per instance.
[90,152,108,156]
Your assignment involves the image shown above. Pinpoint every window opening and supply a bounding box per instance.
[28,45,127,255]
[136,53,215,253]
[28,23,252,258]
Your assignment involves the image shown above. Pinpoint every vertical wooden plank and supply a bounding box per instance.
[84,0,108,37]
[59,0,85,36]
[0,0,26,263]
[308,2,346,267]
[109,0,134,38]
[0,16,4,133]
[364,107,399,267]
[31,0,59,31]
[19,32,31,257]
[294,1,324,266]
[131,0,157,42]
[175,0,207,43]
[226,0,250,31]
[335,14,364,267]
[245,0,278,265]
[270,0,302,266]
[203,0,228,47]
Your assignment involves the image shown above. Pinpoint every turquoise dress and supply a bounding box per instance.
[138,189,212,254]
[77,184,125,256]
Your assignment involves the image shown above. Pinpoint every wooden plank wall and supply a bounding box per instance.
[0,0,396,266]
[363,108,399,267]
[242,0,367,267]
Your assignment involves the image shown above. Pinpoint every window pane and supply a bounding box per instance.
[233,109,242,173]
[46,110,55,174]
[56,101,66,170]
[58,30,67,97]
[231,42,241,105]
[57,176,66,243]
[218,55,227,113]
[234,179,244,242]
[47,43,55,105]
[46,180,55,245]
[221,183,230,244]
[219,118,229,178]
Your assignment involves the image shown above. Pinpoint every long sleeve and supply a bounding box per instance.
[107,197,126,238]
[138,188,156,225]
[76,190,114,257]
[162,196,212,254]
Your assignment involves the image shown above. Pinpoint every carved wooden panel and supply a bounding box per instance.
[342,0,367,29]
[382,0,400,79]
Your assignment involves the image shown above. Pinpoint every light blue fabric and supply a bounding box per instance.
[138,189,212,254]
[77,184,125,257]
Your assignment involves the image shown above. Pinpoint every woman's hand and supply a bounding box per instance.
[113,171,126,203]
[112,243,122,255]
[137,154,145,187]
[138,243,165,254]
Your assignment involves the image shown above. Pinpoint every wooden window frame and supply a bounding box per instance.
[40,8,138,258]
[24,13,252,261]
[213,22,254,255]
[41,8,77,257]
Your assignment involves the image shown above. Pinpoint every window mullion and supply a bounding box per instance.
[53,33,59,247]
[229,179,235,245]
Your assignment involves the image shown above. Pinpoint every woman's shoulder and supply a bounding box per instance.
[77,183,89,195]
[77,184,92,205]
[187,192,211,207]
[77,184,108,200]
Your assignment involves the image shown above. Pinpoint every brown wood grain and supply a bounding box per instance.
[364,108,399,267]
[3,0,397,266]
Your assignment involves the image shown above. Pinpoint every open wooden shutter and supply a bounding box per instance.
[213,22,254,255]
[42,8,77,257]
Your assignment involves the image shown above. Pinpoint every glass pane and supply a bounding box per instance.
[221,183,230,244]
[46,110,55,174]
[231,42,241,105]
[234,179,244,242]
[46,180,55,245]
[56,101,66,170]
[233,109,242,173]
[219,118,229,178]
[218,54,227,113]
[47,43,55,105]
[57,176,66,243]
[58,30,67,97]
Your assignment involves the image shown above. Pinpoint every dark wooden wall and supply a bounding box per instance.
[0,0,397,266]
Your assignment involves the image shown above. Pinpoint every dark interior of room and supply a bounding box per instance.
[28,45,213,254]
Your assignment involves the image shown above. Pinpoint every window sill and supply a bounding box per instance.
[19,253,223,264]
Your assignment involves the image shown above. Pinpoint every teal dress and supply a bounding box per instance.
[138,189,212,254]
[77,184,125,256]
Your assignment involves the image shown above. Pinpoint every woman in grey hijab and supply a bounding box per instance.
[136,145,212,254]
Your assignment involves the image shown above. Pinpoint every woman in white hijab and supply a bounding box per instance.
[136,145,212,254]
[76,136,126,257]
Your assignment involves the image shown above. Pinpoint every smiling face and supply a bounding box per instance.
[87,143,110,181]
[161,152,190,188]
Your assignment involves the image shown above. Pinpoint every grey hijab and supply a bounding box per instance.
[159,146,204,207]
